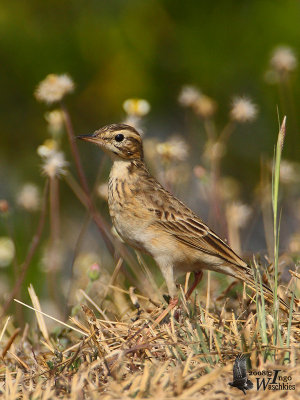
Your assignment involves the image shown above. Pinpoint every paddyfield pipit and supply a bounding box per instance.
[78,124,289,314]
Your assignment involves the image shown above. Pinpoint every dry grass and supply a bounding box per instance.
[0,279,299,399]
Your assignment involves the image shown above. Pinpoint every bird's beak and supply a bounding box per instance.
[76,133,98,143]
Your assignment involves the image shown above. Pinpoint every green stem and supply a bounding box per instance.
[271,116,286,346]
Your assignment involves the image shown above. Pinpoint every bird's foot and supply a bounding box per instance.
[151,296,179,328]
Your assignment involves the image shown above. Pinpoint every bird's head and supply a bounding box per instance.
[77,123,143,161]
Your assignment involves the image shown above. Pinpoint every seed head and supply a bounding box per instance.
[270,46,297,73]
[156,137,189,162]
[17,183,40,212]
[0,237,15,268]
[37,139,58,158]
[45,109,65,135]
[42,151,68,178]
[230,97,258,123]
[193,95,217,118]
[178,85,201,107]
[123,98,150,117]
[35,74,74,104]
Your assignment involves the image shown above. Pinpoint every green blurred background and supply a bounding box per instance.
[1,0,300,168]
[1,0,300,316]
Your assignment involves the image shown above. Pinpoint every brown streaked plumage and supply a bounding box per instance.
[78,123,289,313]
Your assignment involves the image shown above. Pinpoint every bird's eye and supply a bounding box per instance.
[115,133,124,142]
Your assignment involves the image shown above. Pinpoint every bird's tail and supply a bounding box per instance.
[240,269,291,315]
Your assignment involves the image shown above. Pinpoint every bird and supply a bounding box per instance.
[228,354,253,395]
[77,123,289,317]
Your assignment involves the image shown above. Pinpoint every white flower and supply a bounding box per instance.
[156,137,189,162]
[42,151,68,178]
[45,109,65,135]
[123,99,150,117]
[270,46,297,73]
[37,139,58,158]
[35,74,75,104]
[17,183,40,212]
[178,86,216,118]
[38,139,68,178]
[178,85,201,107]
[0,237,15,268]
[230,97,258,123]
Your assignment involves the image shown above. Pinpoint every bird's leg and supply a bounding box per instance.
[151,264,178,328]
[151,296,178,328]
[152,270,203,327]
[152,269,204,327]
[185,271,203,300]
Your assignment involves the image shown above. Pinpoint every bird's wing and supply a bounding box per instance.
[143,177,290,313]
[155,210,249,271]
[141,171,246,269]
[142,179,248,269]
[162,214,290,312]
[233,354,247,380]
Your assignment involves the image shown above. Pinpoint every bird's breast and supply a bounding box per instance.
[107,176,153,252]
